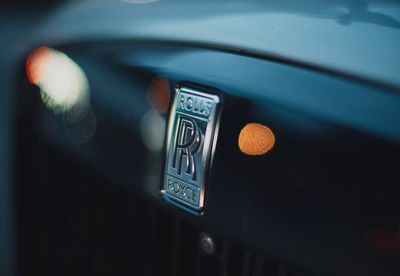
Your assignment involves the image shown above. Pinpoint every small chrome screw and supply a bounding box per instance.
[199,233,216,255]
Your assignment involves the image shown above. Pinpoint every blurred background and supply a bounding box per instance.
[0,1,64,275]
[1,1,399,276]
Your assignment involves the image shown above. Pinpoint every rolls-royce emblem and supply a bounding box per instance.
[163,85,221,214]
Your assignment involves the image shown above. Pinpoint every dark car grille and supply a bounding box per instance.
[16,141,312,276]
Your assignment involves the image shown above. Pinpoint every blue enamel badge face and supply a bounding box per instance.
[163,86,221,214]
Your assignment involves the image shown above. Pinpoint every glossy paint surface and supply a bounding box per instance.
[38,0,400,90]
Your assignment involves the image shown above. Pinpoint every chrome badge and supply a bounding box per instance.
[163,85,221,214]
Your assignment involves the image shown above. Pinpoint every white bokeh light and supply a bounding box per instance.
[30,48,90,113]
[140,110,166,151]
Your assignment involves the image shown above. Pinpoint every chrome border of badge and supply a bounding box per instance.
[162,85,221,214]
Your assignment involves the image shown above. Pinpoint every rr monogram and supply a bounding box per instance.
[172,116,202,181]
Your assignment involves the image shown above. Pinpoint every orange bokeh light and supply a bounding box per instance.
[147,76,171,113]
[26,46,52,85]
[238,123,275,156]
